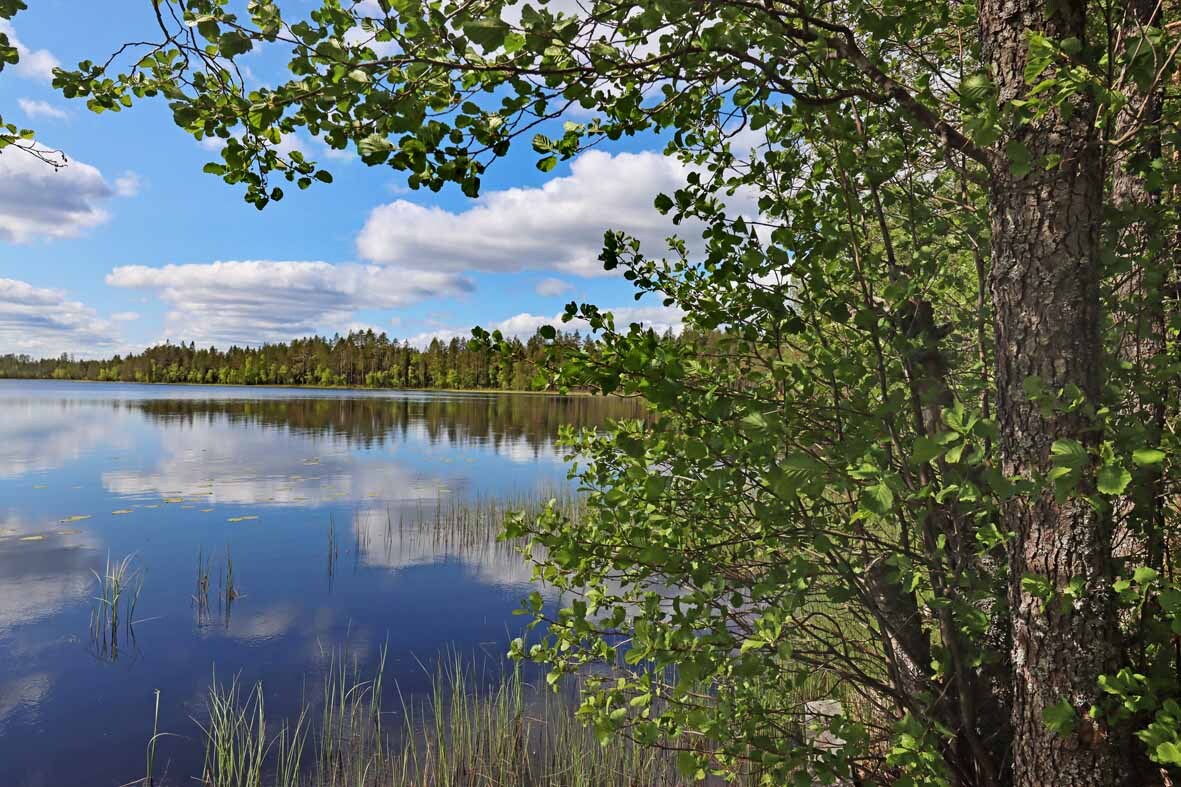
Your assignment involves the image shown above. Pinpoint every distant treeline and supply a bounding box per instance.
[0,329,595,391]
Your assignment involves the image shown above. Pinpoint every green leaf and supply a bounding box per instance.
[742,411,768,431]
[676,751,704,779]
[684,439,708,460]
[358,133,393,160]
[1133,566,1159,585]
[861,481,894,516]
[218,31,253,57]
[1021,574,1053,601]
[912,435,943,465]
[1005,140,1032,178]
[463,17,509,51]
[1050,439,1087,468]
[1132,448,1165,466]
[536,155,557,172]
[771,453,825,497]
[1155,741,1181,766]
[944,441,966,464]
[1096,463,1131,495]
[503,31,526,54]
[1043,699,1077,736]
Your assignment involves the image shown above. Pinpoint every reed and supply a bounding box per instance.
[326,515,339,588]
[198,674,270,787]
[89,552,144,660]
[194,546,212,625]
[272,707,310,787]
[195,546,241,629]
[224,546,239,605]
[172,650,709,787]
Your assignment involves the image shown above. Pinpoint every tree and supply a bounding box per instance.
[0,0,64,166]
[57,1,1181,784]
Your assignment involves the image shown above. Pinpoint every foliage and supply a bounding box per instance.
[0,0,64,166]
[56,0,1181,785]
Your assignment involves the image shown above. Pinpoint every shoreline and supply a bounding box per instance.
[0,376,600,397]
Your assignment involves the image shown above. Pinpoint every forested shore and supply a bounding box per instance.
[0,328,588,391]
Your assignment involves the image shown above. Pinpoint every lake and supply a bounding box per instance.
[0,380,640,787]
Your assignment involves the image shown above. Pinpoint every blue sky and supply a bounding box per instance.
[0,0,689,358]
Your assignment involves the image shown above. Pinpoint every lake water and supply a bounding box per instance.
[0,380,639,787]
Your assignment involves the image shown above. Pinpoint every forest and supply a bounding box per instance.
[0,328,598,390]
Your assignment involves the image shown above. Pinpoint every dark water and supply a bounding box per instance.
[0,380,638,787]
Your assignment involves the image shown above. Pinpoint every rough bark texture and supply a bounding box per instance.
[979,1,1127,784]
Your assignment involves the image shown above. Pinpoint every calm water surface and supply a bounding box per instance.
[0,380,638,787]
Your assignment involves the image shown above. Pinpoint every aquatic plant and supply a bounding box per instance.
[326,516,338,588]
[198,674,269,787]
[194,546,212,626]
[194,546,241,630]
[168,651,714,787]
[89,552,144,661]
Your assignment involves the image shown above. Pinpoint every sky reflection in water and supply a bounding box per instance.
[0,380,638,787]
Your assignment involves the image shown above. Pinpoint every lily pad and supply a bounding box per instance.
[227,515,259,523]
[111,509,133,516]
[58,515,92,524]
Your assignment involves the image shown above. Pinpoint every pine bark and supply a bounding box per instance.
[979,1,1127,784]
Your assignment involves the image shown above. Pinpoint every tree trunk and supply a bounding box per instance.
[979,1,1127,784]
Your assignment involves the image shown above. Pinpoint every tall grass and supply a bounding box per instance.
[327,516,339,587]
[194,546,241,629]
[174,651,704,787]
[198,674,269,787]
[196,676,309,787]
[90,552,144,660]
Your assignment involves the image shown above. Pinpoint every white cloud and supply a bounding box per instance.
[0,278,120,357]
[113,171,142,197]
[197,131,306,158]
[110,311,140,322]
[17,98,67,120]
[0,144,137,243]
[0,20,59,81]
[406,304,684,347]
[106,260,474,346]
[356,150,716,277]
[321,144,355,161]
[0,399,132,478]
[0,673,51,724]
[535,277,573,297]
